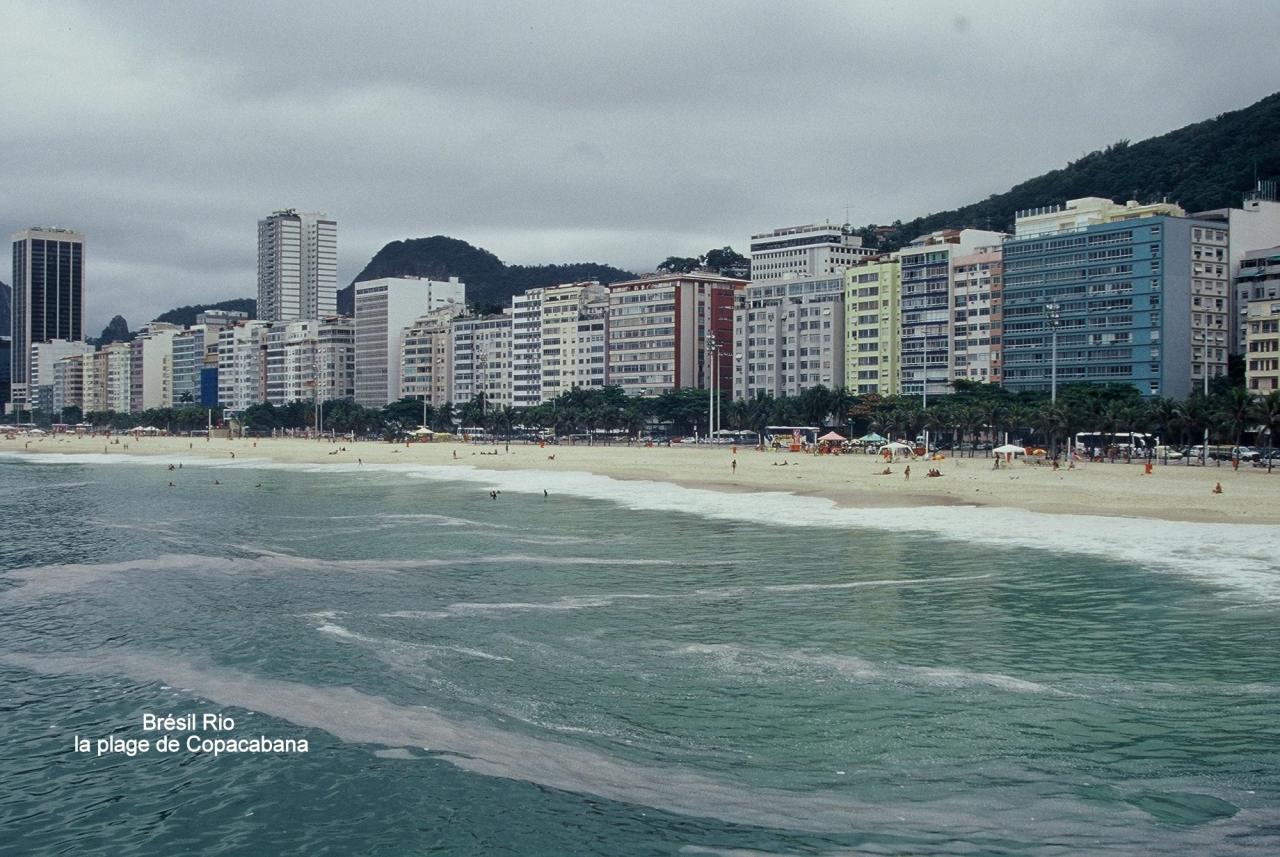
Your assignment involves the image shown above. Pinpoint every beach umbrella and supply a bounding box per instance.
[992,443,1025,455]
[818,431,846,442]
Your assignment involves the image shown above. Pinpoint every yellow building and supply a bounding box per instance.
[1246,298,1280,394]
[844,255,901,395]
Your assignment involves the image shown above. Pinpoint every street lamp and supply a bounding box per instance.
[1046,302,1061,404]
[706,334,717,442]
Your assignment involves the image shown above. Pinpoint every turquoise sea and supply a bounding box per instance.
[1,451,1278,855]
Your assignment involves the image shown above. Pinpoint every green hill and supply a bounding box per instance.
[865,90,1280,250]
[336,236,636,315]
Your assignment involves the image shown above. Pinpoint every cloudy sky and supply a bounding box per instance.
[3,1,1279,335]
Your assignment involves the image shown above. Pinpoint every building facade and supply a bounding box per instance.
[606,273,744,397]
[257,209,337,322]
[217,321,269,411]
[10,228,85,413]
[400,306,457,408]
[540,282,609,400]
[1192,182,1280,354]
[353,276,465,407]
[898,229,1005,399]
[510,288,544,407]
[950,246,1003,385]
[1245,297,1280,394]
[748,224,874,284]
[843,256,902,396]
[450,314,513,408]
[264,317,355,406]
[1001,197,1225,399]
[732,274,844,401]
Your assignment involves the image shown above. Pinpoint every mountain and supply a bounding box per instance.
[336,236,636,315]
[866,90,1280,251]
[152,298,257,328]
[0,280,10,337]
[96,314,134,345]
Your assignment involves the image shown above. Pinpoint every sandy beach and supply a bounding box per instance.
[4,432,1277,525]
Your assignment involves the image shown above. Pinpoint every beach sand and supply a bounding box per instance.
[2,433,1275,525]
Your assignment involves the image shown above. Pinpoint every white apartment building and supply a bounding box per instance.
[52,353,86,414]
[899,228,1006,399]
[950,246,1003,385]
[29,339,92,413]
[218,321,269,411]
[451,314,513,407]
[354,276,465,407]
[130,324,181,412]
[732,274,845,401]
[400,305,459,407]
[264,317,355,406]
[540,282,608,400]
[1192,182,1280,353]
[510,288,544,407]
[100,341,133,413]
[748,224,874,284]
[606,273,744,397]
[257,209,338,322]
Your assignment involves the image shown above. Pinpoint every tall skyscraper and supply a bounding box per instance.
[10,227,85,413]
[257,209,337,322]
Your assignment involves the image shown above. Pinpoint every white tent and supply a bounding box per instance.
[411,427,435,436]
[992,443,1025,455]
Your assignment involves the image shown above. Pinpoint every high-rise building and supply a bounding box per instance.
[540,282,609,400]
[217,321,270,411]
[733,274,845,401]
[605,273,744,397]
[451,314,513,408]
[748,224,874,284]
[257,210,337,322]
[1192,182,1280,354]
[400,306,458,408]
[1001,197,1227,399]
[10,228,85,414]
[510,289,544,407]
[353,276,465,407]
[30,339,92,414]
[950,246,1003,385]
[264,317,355,406]
[898,228,1005,399]
[843,256,902,396]
[1245,295,1280,394]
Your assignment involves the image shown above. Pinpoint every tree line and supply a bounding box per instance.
[36,376,1280,454]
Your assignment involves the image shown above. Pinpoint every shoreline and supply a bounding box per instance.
[2,433,1276,525]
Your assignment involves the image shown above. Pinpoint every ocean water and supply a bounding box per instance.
[1,452,1278,856]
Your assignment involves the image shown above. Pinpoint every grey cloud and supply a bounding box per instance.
[1,0,1278,334]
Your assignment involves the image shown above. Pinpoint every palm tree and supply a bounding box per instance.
[1222,387,1257,453]
[1256,391,1280,472]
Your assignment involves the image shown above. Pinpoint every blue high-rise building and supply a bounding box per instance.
[1001,198,1229,400]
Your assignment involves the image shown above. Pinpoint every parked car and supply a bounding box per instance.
[1232,446,1262,461]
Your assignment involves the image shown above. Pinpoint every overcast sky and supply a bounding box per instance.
[3,1,1279,335]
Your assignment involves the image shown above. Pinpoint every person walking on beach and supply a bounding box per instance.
[904,464,911,481]
[731,459,737,473]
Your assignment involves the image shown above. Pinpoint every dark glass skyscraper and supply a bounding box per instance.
[9,228,85,412]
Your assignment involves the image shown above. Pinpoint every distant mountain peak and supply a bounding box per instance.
[337,236,636,315]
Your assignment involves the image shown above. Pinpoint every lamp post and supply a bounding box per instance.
[706,334,717,442]
[1046,302,1061,405]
